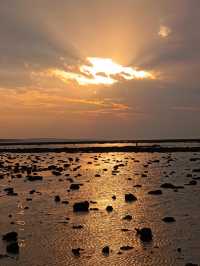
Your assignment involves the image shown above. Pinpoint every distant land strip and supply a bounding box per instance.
[0,138,200,146]
[1,146,200,153]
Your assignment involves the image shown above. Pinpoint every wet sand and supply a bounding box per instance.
[0,151,200,265]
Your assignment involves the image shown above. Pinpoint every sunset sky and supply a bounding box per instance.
[0,0,200,139]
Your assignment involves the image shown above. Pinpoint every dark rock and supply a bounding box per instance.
[102,246,110,255]
[70,184,80,190]
[54,195,61,202]
[4,187,17,196]
[136,227,153,242]
[120,246,133,251]
[72,248,82,256]
[160,183,184,189]
[73,201,89,212]
[133,184,142,188]
[27,175,43,181]
[186,180,197,186]
[72,225,83,229]
[6,242,19,254]
[122,215,133,221]
[125,193,137,202]
[148,190,162,195]
[160,183,175,189]
[162,217,176,223]
[192,169,200,173]
[90,207,99,211]
[62,200,69,204]
[52,171,62,176]
[2,232,18,242]
[106,206,113,212]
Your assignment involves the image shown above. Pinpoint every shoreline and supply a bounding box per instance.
[1,145,200,153]
[0,138,200,146]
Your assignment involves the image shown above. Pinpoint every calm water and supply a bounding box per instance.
[0,151,200,265]
[1,141,200,150]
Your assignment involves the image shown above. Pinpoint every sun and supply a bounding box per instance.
[49,57,154,86]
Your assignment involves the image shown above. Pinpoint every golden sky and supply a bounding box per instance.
[0,0,200,139]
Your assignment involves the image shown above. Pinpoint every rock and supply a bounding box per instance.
[54,195,61,202]
[4,187,17,196]
[120,246,133,251]
[133,184,142,188]
[148,190,162,195]
[160,183,175,189]
[70,184,80,190]
[72,248,82,256]
[62,200,69,204]
[162,217,176,223]
[106,206,113,212]
[52,171,62,176]
[29,189,36,194]
[27,175,43,181]
[2,231,18,242]
[122,215,132,221]
[186,180,197,186]
[90,207,99,211]
[102,246,110,255]
[125,193,137,202]
[192,169,200,173]
[160,183,184,189]
[0,254,9,259]
[6,242,19,254]
[112,195,116,200]
[73,201,89,212]
[72,225,83,229]
[136,227,153,242]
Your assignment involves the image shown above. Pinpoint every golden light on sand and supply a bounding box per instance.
[50,57,154,86]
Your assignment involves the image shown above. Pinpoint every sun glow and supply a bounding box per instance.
[50,57,154,86]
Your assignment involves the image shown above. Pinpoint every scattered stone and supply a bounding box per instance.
[160,183,184,189]
[6,242,19,254]
[72,248,82,256]
[148,190,162,195]
[73,201,89,212]
[122,215,132,221]
[54,195,61,202]
[72,225,83,229]
[186,180,197,186]
[136,227,153,242]
[2,231,18,242]
[52,171,62,176]
[27,175,43,181]
[133,184,142,188]
[125,193,137,202]
[120,246,133,251]
[102,246,110,255]
[70,184,80,190]
[106,206,113,212]
[162,217,176,223]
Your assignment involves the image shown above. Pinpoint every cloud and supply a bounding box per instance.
[158,25,171,38]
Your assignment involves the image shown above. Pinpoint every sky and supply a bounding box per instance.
[0,0,200,139]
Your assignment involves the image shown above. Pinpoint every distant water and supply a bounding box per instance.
[0,139,200,150]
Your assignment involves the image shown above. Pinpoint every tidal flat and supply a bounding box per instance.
[0,151,200,266]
